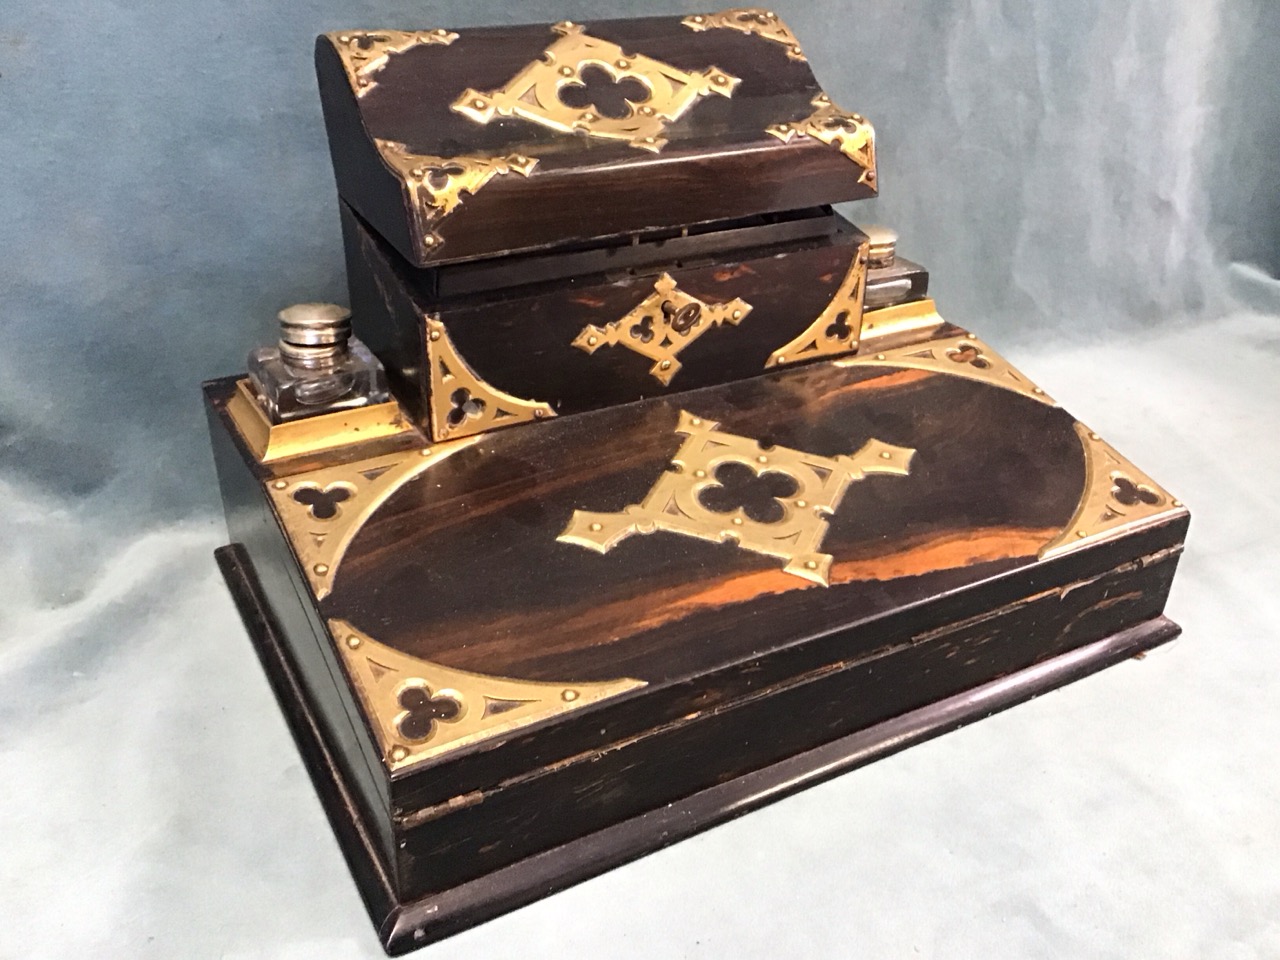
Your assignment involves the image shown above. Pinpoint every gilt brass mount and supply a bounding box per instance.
[427,318,556,442]
[767,241,868,367]
[327,29,459,97]
[571,273,752,385]
[333,620,645,773]
[376,141,538,254]
[682,9,806,61]
[768,93,877,187]
[452,21,740,151]
[559,410,915,585]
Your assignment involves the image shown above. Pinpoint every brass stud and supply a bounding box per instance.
[732,309,742,319]
[616,58,630,69]
[419,447,433,456]
[876,353,886,360]
[390,745,408,762]
[562,689,579,702]
[314,563,329,575]
[757,455,768,463]
[795,499,807,508]
[660,360,672,370]
[1033,387,1045,395]
[732,517,744,525]
[346,635,361,649]
[559,66,574,77]
[422,236,436,246]
[712,74,727,85]
[690,417,702,426]
[640,105,655,116]
[880,451,892,460]
[694,469,707,478]
[429,330,441,341]
[581,112,597,123]
[473,98,485,109]
[805,560,817,570]
[1089,432,1101,441]
[589,522,603,532]
[1076,530,1088,538]
[587,335,599,346]
[272,480,287,490]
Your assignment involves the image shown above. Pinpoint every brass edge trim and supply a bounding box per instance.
[859,297,948,345]
[331,618,645,773]
[766,241,868,367]
[558,409,915,585]
[265,438,481,600]
[766,93,877,187]
[226,379,416,463]
[326,29,458,97]
[427,317,556,441]
[682,9,807,61]
[572,272,752,385]
[1039,423,1187,559]
[374,142,538,254]
[451,21,740,152]
[836,329,1058,406]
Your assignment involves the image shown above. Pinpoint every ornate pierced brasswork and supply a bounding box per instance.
[767,241,868,367]
[767,93,877,187]
[376,141,538,253]
[1039,423,1185,559]
[266,441,480,600]
[331,620,645,772]
[571,274,751,385]
[452,21,740,152]
[426,317,556,442]
[559,410,915,585]
[682,9,806,61]
[327,29,459,97]
[838,332,1057,405]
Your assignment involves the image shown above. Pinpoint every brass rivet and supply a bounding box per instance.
[429,330,441,341]
[694,469,707,478]
[589,522,602,532]
[692,14,704,21]
[582,112,597,123]
[419,448,433,456]
[660,360,672,370]
[390,745,408,762]
[616,58,630,69]
[473,98,485,108]
[640,105,655,115]
[796,499,807,508]
[713,75,727,85]
[313,563,329,575]
[732,309,742,319]
[346,635,361,649]
[876,353,886,360]
[562,689,579,702]
[732,517,744,525]
[1033,387,1045,395]
[587,335,599,346]
[423,236,436,246]
[1089,432,1101,441]
[339,34,350,43]
[757,455,768,463]
[272,480,287,489]
[791,45,802,54]
[1076,530,1088,538]
[559,66,574,76]
[534,409,546,418]
[1173,500,1184,508]
[691,418,702,426]
[358,78,369,87]
[880,451,892,459]
[805,560,817,570]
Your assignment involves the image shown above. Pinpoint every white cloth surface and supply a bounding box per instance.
[2,308,1276,959]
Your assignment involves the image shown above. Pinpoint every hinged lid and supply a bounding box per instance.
[316,11,878,267]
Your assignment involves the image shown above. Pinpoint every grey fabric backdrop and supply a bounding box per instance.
[2,2,1278,957]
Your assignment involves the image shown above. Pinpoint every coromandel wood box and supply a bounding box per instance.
[205,10,1190,955]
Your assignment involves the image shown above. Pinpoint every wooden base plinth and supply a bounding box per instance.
[217,543,1179,955]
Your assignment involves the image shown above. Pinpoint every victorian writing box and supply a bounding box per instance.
[206,10,1189,955]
